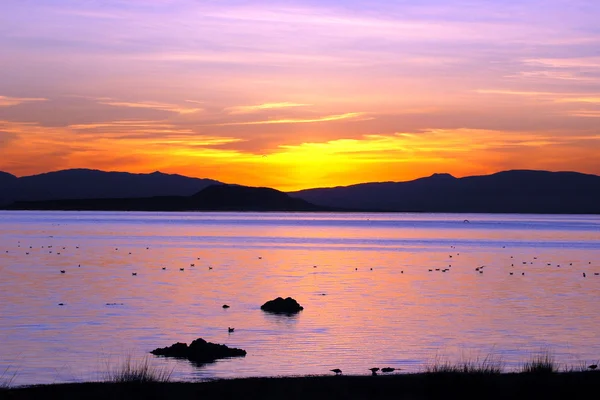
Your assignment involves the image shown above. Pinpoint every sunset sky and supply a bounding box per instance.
[1,0,599,190]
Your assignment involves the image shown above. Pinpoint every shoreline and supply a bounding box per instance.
[2,209,600,215]
[3,372,600,399]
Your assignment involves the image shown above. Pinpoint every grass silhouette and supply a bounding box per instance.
[103,355,172,384]
[4,350,600,399]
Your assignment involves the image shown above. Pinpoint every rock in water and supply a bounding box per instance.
[151,338,246,364]
[260,297,304,313]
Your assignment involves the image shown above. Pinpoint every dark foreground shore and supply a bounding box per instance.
[3,372,600,400]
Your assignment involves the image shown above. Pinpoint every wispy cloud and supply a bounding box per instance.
[568,110,600,118]
[475,89,558,97]
[97,100,202,114]
[0,95,47,107]
[476,90,600,104]
[215,112,371,126]
[226,102,311,114]
[556,97,600,104]
[523,57,600,69]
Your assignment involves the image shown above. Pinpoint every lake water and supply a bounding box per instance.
[1,211,599,386]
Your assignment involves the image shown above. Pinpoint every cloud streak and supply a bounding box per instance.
[0,95,47,107]
[214,112,371,126]
[226,102,311,114]
[97,100,203,114]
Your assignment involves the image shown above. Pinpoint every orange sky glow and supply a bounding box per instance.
[1,1,599,191]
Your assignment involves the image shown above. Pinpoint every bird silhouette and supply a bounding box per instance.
[589,364,598,370]
[381,367,396,373]
[330,369,342,375]
[228,327,235,333]
[369,367,379,375]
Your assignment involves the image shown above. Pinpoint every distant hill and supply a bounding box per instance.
[190,184,325,211]
[3,169,600,213]
[0,171,17,183]
[0,169,222,207]
[5,184,329,212]
[0,171,18,206]
[289,170,600,214]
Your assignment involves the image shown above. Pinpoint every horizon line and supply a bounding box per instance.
[1,167,598,192]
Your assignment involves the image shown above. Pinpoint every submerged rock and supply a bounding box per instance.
[261,297,304,314]
[150,338,246,364]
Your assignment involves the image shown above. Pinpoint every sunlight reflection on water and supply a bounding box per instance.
[0,211,599,385]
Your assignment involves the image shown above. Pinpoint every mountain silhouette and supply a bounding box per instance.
[2,169,600,213]
[0,171,18,206]
[0,171,17,183]
[5,184,328,212]
[289,170,600,214]
[0,169,221,207]
[190,184,325,211]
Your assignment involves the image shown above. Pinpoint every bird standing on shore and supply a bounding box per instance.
[330,369,342,375]
[369,367,379,376]
[589,364,598,370]
[381,367,396,373]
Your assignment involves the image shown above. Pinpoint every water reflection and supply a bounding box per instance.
[0,211,599,386]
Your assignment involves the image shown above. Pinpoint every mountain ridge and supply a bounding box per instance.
[1,168,600,213]
[0,168,222,206]
[5,184,330,212]
[288,169,600,214]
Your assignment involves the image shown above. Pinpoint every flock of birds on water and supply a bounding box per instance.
[2,236,599,376]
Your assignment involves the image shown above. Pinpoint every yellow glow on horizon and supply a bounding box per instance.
[2,117,600,192]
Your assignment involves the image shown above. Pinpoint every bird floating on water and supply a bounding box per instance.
[60,270,65,274]
[132,272,137,276]
[228,327,235,333]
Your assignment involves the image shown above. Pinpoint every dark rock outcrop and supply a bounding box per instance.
[150,338,246,364]
[261,297,304,314]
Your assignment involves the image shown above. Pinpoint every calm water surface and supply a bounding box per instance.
[1,211,599,385]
